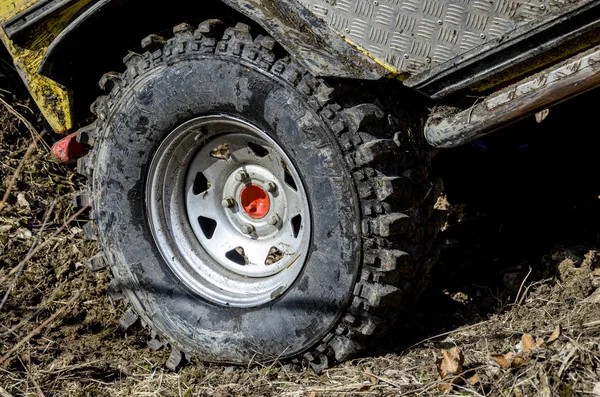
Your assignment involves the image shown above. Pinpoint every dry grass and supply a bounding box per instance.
[0,94,599,396]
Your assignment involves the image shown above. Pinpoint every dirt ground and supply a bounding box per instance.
[1,84,600,396]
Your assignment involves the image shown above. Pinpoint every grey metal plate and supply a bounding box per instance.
[297,0,588,75]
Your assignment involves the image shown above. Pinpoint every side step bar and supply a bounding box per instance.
[424,44,600,149]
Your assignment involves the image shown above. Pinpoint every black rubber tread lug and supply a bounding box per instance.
[86,251,107,272]
[147,337,164,351]
[141,33,165,52]
[308,354,330,374]
[364,249,412,272]
[340,103,385,133]
[329,336,361,362]
[82,221,97,241]
[98,72,123,93]
[119,307,139,330]
[354,139,398,167]
[76,123,97,146]
[368,213,415,238]
[165,348,184,371]
[375,176,412,202]
[106,280,124,302]
[359,282,403,310]
[196,19,224,38]
[90,95,108,120]
[72,192,90,209]
[173,22,193,37]
[76,156,93,179]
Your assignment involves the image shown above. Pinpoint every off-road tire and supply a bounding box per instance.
[75,20,443,370]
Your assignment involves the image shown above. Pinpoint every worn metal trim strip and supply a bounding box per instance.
[424,44,600,148]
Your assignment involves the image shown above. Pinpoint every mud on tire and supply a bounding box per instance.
[75,20,444,370]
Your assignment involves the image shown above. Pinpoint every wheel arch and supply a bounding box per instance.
[38,0,386,124]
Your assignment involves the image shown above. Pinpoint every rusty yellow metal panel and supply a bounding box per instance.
[0,0,40,23]
[0,0,89,133]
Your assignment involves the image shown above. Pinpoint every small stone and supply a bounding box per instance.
[15,227,32,239]
[16,193,30,210]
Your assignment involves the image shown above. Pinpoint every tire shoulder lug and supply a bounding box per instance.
[165,348,184,371]
[119,307,139,330]
[72,192,91,209]
[82,221,97,240]
[87,251,107,272]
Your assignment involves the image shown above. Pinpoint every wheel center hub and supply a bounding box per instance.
[240,184,269,219]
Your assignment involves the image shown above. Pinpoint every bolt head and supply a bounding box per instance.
[266,182,277,192]
[221,197,235,208]
[242,224,255,234]
[267,214,280,225]
[235,171,249,182]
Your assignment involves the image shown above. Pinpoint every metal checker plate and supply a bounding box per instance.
[297,0,585,75]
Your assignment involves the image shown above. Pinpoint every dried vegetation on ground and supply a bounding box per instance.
[1,88,600,396]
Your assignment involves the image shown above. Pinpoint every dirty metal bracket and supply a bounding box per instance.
[424,44,600,148]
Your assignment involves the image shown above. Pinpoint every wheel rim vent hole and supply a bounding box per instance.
[193,172,210,195]
[225,247,247,265]
[198,216,217,239]
[291,215,302,238]
[247,141,269,157]
[283,167,297,191]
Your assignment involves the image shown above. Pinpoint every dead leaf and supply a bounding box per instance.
[547,324,562,343]
[535,337,545,349]
[436,347,464,378]
[309,392,317,397]
[512,355,528,367]
[491,352,515,368]
[358,382,371,392]
[521,333,535,353]
[467,374,480,386]
[437,382,453,393]
[535,108,550,123]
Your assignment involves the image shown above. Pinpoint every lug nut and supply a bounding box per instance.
[266,182,277,192]
[267,214,280,225]
[235,171,249,182]
[221,197,235,208]
[241,224,255,234]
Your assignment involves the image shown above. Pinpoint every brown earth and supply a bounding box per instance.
[1,86,599,396]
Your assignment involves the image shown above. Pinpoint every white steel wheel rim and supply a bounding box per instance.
[146,115,311,307]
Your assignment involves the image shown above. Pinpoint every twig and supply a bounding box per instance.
[514,266,533,305]
[0,193,62,311]
[0,95,49,151]
[0,283,66,337]
[0,191,96,312]
[263,346,290,377]
[0,290,81,367]
[362,371,405,389]
[402,320,490,352]
[0,130,46,214]
[516,277,553,307]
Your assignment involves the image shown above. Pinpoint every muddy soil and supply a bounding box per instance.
[0,84,599,396]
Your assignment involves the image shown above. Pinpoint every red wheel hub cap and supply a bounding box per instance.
[240,184,269,219]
